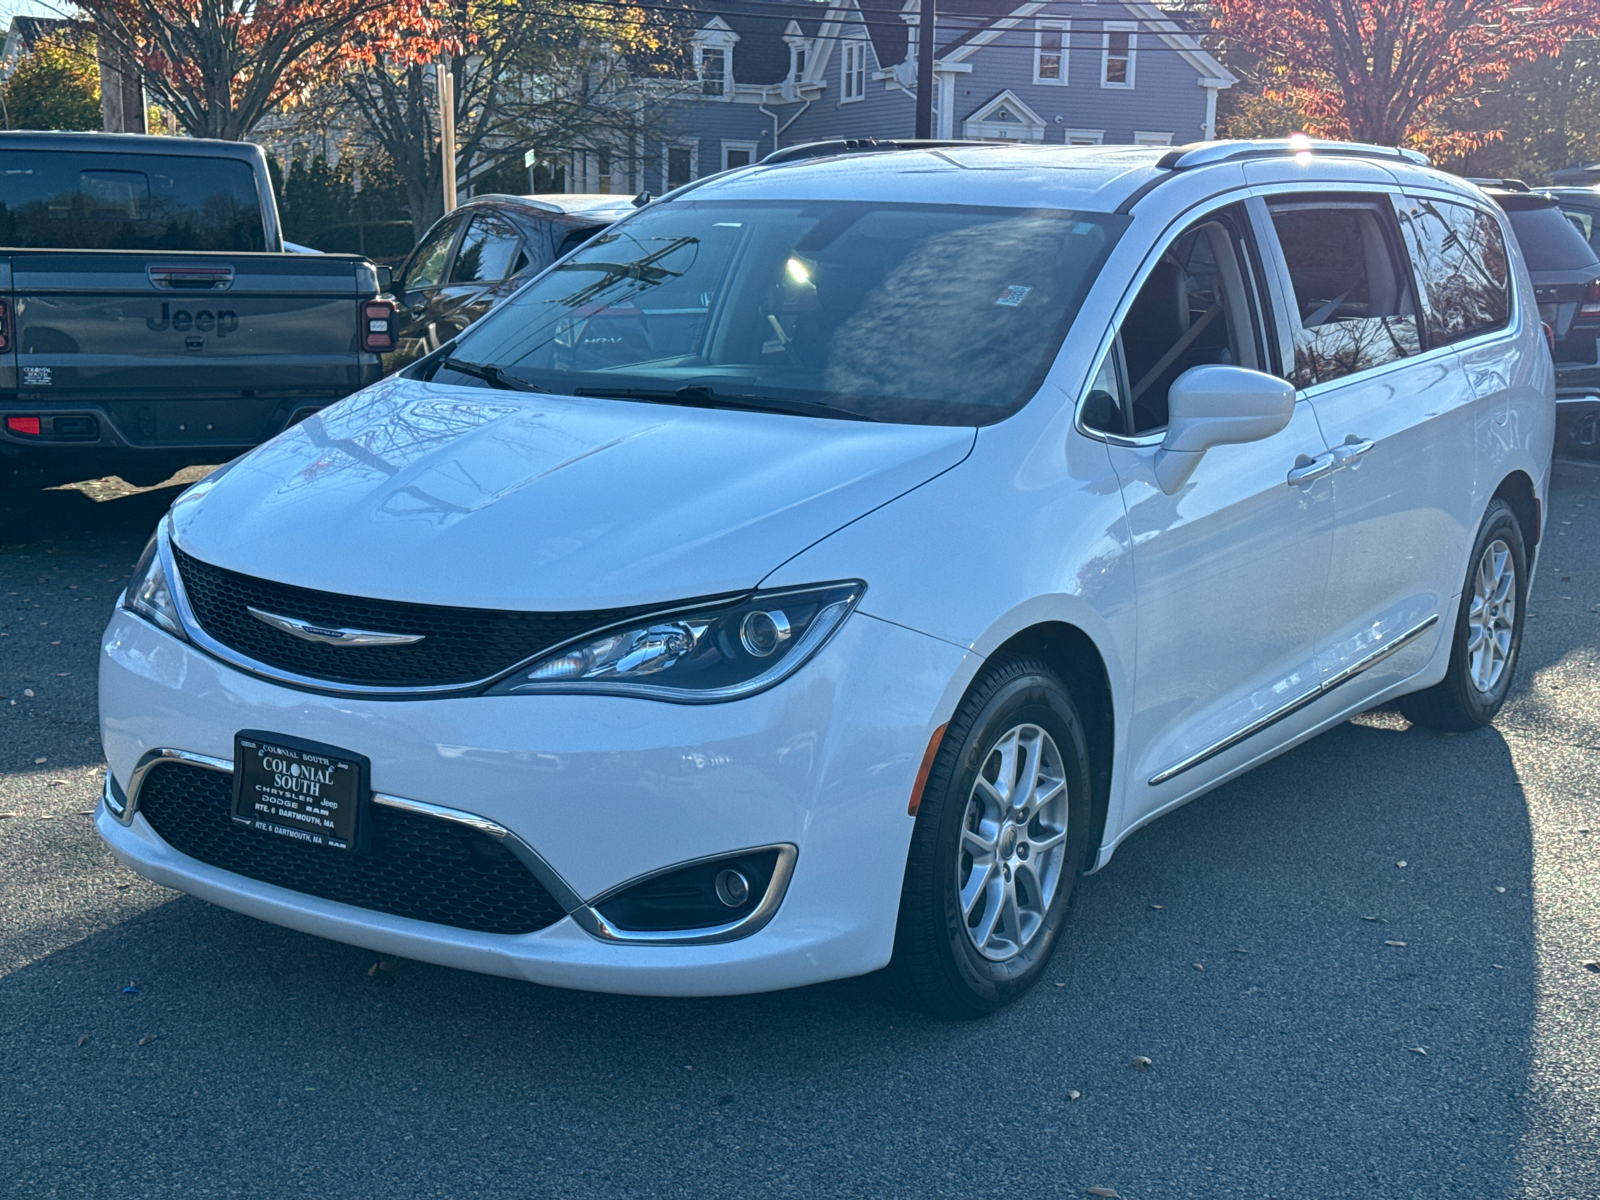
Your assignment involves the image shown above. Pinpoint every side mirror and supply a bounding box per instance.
[376,265,394,294]
[1153,364,1297,494]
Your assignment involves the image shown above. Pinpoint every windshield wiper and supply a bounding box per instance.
[439,357,549,393]
[569,383,880,423]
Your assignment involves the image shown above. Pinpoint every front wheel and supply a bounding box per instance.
[1398,498,1529,731]
[890,657,1093,1018]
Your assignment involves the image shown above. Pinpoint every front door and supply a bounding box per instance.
[1084,204,1337,822]
[1255,191,1494,699]
[389,212,467,369]
[429,210,530,343]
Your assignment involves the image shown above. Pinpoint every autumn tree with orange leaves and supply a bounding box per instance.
[78,0,444,140]
[1213,0,1600,156]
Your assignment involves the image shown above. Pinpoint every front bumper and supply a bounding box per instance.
[97,606,970,996]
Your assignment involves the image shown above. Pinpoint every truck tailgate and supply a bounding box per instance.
[10,251,371,400]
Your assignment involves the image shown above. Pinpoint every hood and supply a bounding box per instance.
[170,377,975,611]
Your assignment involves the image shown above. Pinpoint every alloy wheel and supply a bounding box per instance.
[1467,537,1517,694]
[956,723,1070,961]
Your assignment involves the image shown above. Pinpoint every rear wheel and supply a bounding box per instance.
[890,657,1092,1018]
[1398,498,1528,731]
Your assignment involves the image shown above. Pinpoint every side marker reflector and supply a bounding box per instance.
[907,722,949,817]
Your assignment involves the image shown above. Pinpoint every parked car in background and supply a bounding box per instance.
[1480,182,1600,461]
[1536,184,1600,458]
[387,194,635,371]
[99,139,1552,1017]
[0,132,394,488]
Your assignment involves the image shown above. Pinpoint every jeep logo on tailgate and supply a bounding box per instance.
[147,304,239,337]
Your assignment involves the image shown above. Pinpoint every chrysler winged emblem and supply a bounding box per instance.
[247,607,425,647]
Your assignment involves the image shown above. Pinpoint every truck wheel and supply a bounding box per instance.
[1398,498,1528,731]
[890,657,1093,1018]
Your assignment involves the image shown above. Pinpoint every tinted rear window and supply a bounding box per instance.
[0,151,265,251]
[1505,204,1599,271]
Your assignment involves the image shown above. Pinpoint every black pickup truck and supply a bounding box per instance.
[0,132,394,486]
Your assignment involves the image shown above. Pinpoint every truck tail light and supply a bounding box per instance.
[0,298,11,352]
[360,299,396,353]
[6,416,41,435]
[1582,280,1600,318]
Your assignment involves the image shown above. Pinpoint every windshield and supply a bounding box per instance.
[437,199,1129,425]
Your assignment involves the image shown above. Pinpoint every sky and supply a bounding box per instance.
[1,0,76,26]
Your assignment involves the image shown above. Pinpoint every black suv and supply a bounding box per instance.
[1480,184,1600,459]
[387,193,636,372]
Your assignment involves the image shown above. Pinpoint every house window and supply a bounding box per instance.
[1035,22,1067,84]
[1102,23,1135,88]
[700,46,728,96]
[1062,128,1104,146]
[790,44,807,81]
[722,140,758,171]
[841,40,866,102]
[1133,131,1171,146]
[665,142,696,190]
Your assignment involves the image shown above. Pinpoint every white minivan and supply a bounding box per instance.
[98,139,1553,1016]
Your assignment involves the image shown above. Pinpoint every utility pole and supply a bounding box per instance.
[914,0,935,139]
[439,55,457,213]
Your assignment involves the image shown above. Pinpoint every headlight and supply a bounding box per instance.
[123,530,185,639]
[487,581,863,702]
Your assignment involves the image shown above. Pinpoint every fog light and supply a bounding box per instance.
[715,868,751,908]
[739,609,790,657]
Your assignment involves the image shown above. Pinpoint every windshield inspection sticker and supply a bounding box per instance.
[22,366,50,386]
[995,285,1032,307]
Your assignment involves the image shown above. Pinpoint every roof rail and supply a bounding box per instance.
[1155,138,1431,171]
[761,138,993,166]
[1466,177,1531,192]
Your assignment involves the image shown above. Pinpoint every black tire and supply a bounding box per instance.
[890,656,1093,1018]
[1397,498,1528,731]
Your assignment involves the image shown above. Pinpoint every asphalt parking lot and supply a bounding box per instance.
[2,461,1597,1200]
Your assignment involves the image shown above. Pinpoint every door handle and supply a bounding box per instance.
[1287,452,1337,487]
[1332,436,1375,466]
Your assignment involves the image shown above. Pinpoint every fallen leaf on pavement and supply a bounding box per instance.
[76,1036,89,1047]
[1068,1090,1081,1100]
[1385,940,1408,947]
[23,690,34,697]
[138,1034,157,1046]
[1194,963,1204,971]
[1397,861,1408,868]
[1408,1046,1427,1055]
[1583,961,1600,973]
[1148,904,1162,910]
[1361,916,1382,922]
[1495,887,1506,894]
[116,883,132,889]
[34,757,46,764]
[1086,1188,1121,1198]
[1132,1056,1152,1071]
[1493,964,1504,969]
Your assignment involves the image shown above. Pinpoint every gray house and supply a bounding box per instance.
[564,0,1235,194]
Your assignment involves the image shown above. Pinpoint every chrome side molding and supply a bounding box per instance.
[1148,614,1440,786]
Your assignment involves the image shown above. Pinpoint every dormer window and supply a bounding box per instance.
[784,22,810,84]
[699,47,727,96]
[841,38,867,102]
[692,18,738,99]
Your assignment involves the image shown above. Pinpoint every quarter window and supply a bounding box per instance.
[1089,206,1266,436]
[1398,198,1512,345]
[1268,200,1421,388]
